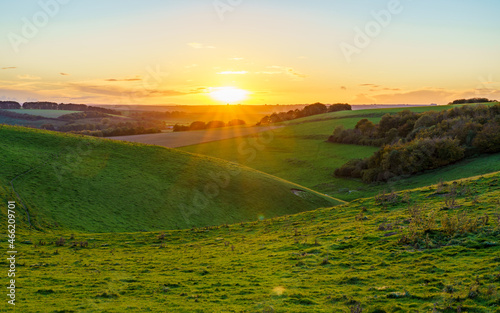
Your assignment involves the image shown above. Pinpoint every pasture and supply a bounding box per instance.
[8,173,500,312]
[5,109,80,118]
[180,105,500,201]
[108,125,283,148]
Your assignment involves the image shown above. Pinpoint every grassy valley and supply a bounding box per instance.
[179,104,500,201]
[1,102,499,313]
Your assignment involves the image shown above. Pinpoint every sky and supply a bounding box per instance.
[0,0,499,105]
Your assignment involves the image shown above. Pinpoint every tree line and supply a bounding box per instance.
[0,101,22,109]
[331,101,500,183]
[0,101,121,115]
[257,103,351,125]
[173,119,246,132]
[449,98,496,105]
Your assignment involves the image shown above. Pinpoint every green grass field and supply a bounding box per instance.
[1,104,499,312]
[7,172,500,312]
[0,116,67,129]
[180,105,500,201]
[180,116,381,198]
[0,125,341,233]
[5,109,80,118]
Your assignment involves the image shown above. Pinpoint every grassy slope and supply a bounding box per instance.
[0,125,341,233]
[10,173,500,312]
[5,109,80,118]
[180,104,500,201]
[180,116,381,197]
[0,116,67,129]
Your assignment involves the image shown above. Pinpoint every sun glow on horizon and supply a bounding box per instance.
[209,87,249,104]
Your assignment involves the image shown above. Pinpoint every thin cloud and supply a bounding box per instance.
[189,87,208,93]
[362,84,400,92]
[60,73,69,76]
[18,74,41,80]
[286,68,306,79]
[70,83,201,98]
[257,71,281,75]
[188,42,215,49]
[268,66,307,80]
[352,93,377,104]
[373,88,455,104]
[217,71,248,75]
[2,67,16,70]
[382,88,401,91]
[60,95,100,101]
[341,86,347,90]
[105,77,142,82]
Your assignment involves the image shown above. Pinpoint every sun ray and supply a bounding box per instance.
[209,87,249,104]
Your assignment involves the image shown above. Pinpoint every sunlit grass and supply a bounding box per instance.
[9,173,500,312]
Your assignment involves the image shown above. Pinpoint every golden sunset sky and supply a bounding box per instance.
[0,0,499,105]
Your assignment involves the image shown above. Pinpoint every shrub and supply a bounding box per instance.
[55,237,65,246]
[227,119,246,126]
[206,120,226,129]
[472,123,500,153]
[173,124,189,132]
[189,121,206,131]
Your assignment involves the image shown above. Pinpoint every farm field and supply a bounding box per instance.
[5,109,80,118]
[108,125,283,148]
[7,172,500,312]
[0,116,67,129]
[0,125,341,233]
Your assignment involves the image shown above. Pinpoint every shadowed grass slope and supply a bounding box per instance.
[0,125,341,232]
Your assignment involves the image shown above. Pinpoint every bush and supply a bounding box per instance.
[41,124,55,130]
[227,119,246,126]
[173,124,189,132]
[472,123,500,153]
[189,121,206,131]
[206,120,226,129]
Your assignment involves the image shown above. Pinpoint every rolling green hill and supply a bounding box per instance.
[0,125,342,232]
[179,104,500,201]
[10,172,500,312]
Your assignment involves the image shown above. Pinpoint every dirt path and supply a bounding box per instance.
[108,126,282,148]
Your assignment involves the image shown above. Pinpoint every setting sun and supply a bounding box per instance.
[209,87,249,104]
